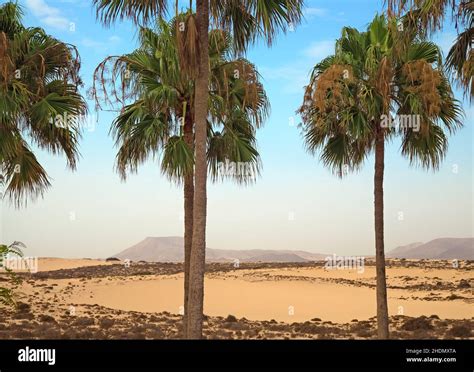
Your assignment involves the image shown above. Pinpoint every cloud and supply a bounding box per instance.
[259,65,312,95]
[25,0,71,31]
[303,40,335,61]
[304,7,327,18]
[108,36,121,43]
[81,38,105,49]
[259,40,336,95]
[57,0,88,6]
[80,36,121,52]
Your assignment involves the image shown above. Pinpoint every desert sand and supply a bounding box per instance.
[36,258,115,272]
[0,259,472,339]
[48,267,473,323]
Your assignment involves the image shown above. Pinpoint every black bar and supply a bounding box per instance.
[0,340,472,371]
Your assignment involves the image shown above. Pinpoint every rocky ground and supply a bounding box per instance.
[25,259,474,281]
[0,301,474,340]
[0,260,472,340]
[0,300,472,340]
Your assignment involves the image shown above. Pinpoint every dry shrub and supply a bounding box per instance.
[402,60,442,117]
[0,32,12,83]
[376,57,394,110]
[312,64,354,112]
[446,323,472,338]
[176,13,199,78]
[401,316,433,331]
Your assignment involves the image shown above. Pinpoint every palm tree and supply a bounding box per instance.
[93,13,269,338]
[387,0,473,98]
[0,2,87,206]
[299,14,463,338]
[93,0,304,339]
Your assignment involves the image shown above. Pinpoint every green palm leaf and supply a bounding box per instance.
[0,2,87,206]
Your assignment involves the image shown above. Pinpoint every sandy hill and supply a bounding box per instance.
[114,237,327,263]
[387,238,473,259]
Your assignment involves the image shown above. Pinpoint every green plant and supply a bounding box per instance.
[387,0,473,99]
[0,241,25,307]
[0,2,87,206]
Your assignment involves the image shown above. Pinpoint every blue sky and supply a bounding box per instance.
[2,0,472,258]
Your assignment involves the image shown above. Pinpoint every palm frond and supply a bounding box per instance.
[97,11,268,185]
[0,2,86,207]
[210,0,305,52]
[300,13,462,178]
[93,0,168,26]
[400,122,448,169]
[161,135,194,183]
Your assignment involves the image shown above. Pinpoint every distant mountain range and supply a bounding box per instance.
[387,238,474,259]
[113,237,327,263]
[113,237,474,263]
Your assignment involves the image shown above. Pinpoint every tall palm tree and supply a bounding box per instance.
[387,0,473,99]
[0,2,87,206]
[93,13,269,338]
[93,0,304,339]
[299,14,463,338]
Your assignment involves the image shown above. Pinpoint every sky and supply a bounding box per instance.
[1,0,473,258]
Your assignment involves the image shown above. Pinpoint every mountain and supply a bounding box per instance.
[242,253,308,263]
[113,237,327,263]
[387,238,474,259]
[114,237,184,262]
[387,242,424,258]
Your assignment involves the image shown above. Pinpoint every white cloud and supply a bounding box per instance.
[304,7,327,18]
[25,0,71,31]
[259,39,336,95]
[108,36,121,43]
[259,65,312,95]
[57,0,88,6]
[80,36,121,51]
[81,38,105,49]
[303,40,335,61]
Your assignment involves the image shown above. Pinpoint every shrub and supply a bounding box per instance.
[446,324,472,338]
[0,242,25,307]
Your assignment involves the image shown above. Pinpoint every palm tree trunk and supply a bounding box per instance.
[187,0,209,339]
[182,112,194,338]
[374,128,389,339]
